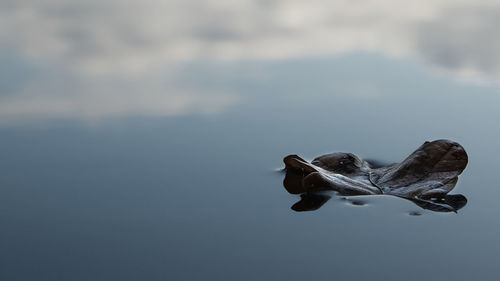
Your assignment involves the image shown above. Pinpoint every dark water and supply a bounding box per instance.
[1,55,500,281]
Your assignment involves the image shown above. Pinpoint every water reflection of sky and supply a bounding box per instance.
[3,2,500,281]
[1,0,500,122]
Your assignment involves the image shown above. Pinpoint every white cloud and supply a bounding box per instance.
[0,65,237,122]
[2,0,499,76]
[0,0,499,122]
[0,89,236,120]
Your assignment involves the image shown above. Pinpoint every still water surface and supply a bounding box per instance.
[1,54,499,280]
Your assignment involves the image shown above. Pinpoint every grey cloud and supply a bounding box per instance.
[0,52,41,96]
[1,0,498,76]
[2,0,500,123]
[415,5,500,79]
[195,29,243,43]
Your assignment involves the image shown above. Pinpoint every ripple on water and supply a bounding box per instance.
[339,197,369,207]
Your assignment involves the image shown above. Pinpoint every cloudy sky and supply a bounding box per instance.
[1,0,499,121]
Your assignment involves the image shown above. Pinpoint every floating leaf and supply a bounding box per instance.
[283,139,468,213]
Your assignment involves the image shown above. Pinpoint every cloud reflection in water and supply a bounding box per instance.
[0,0,499,122]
